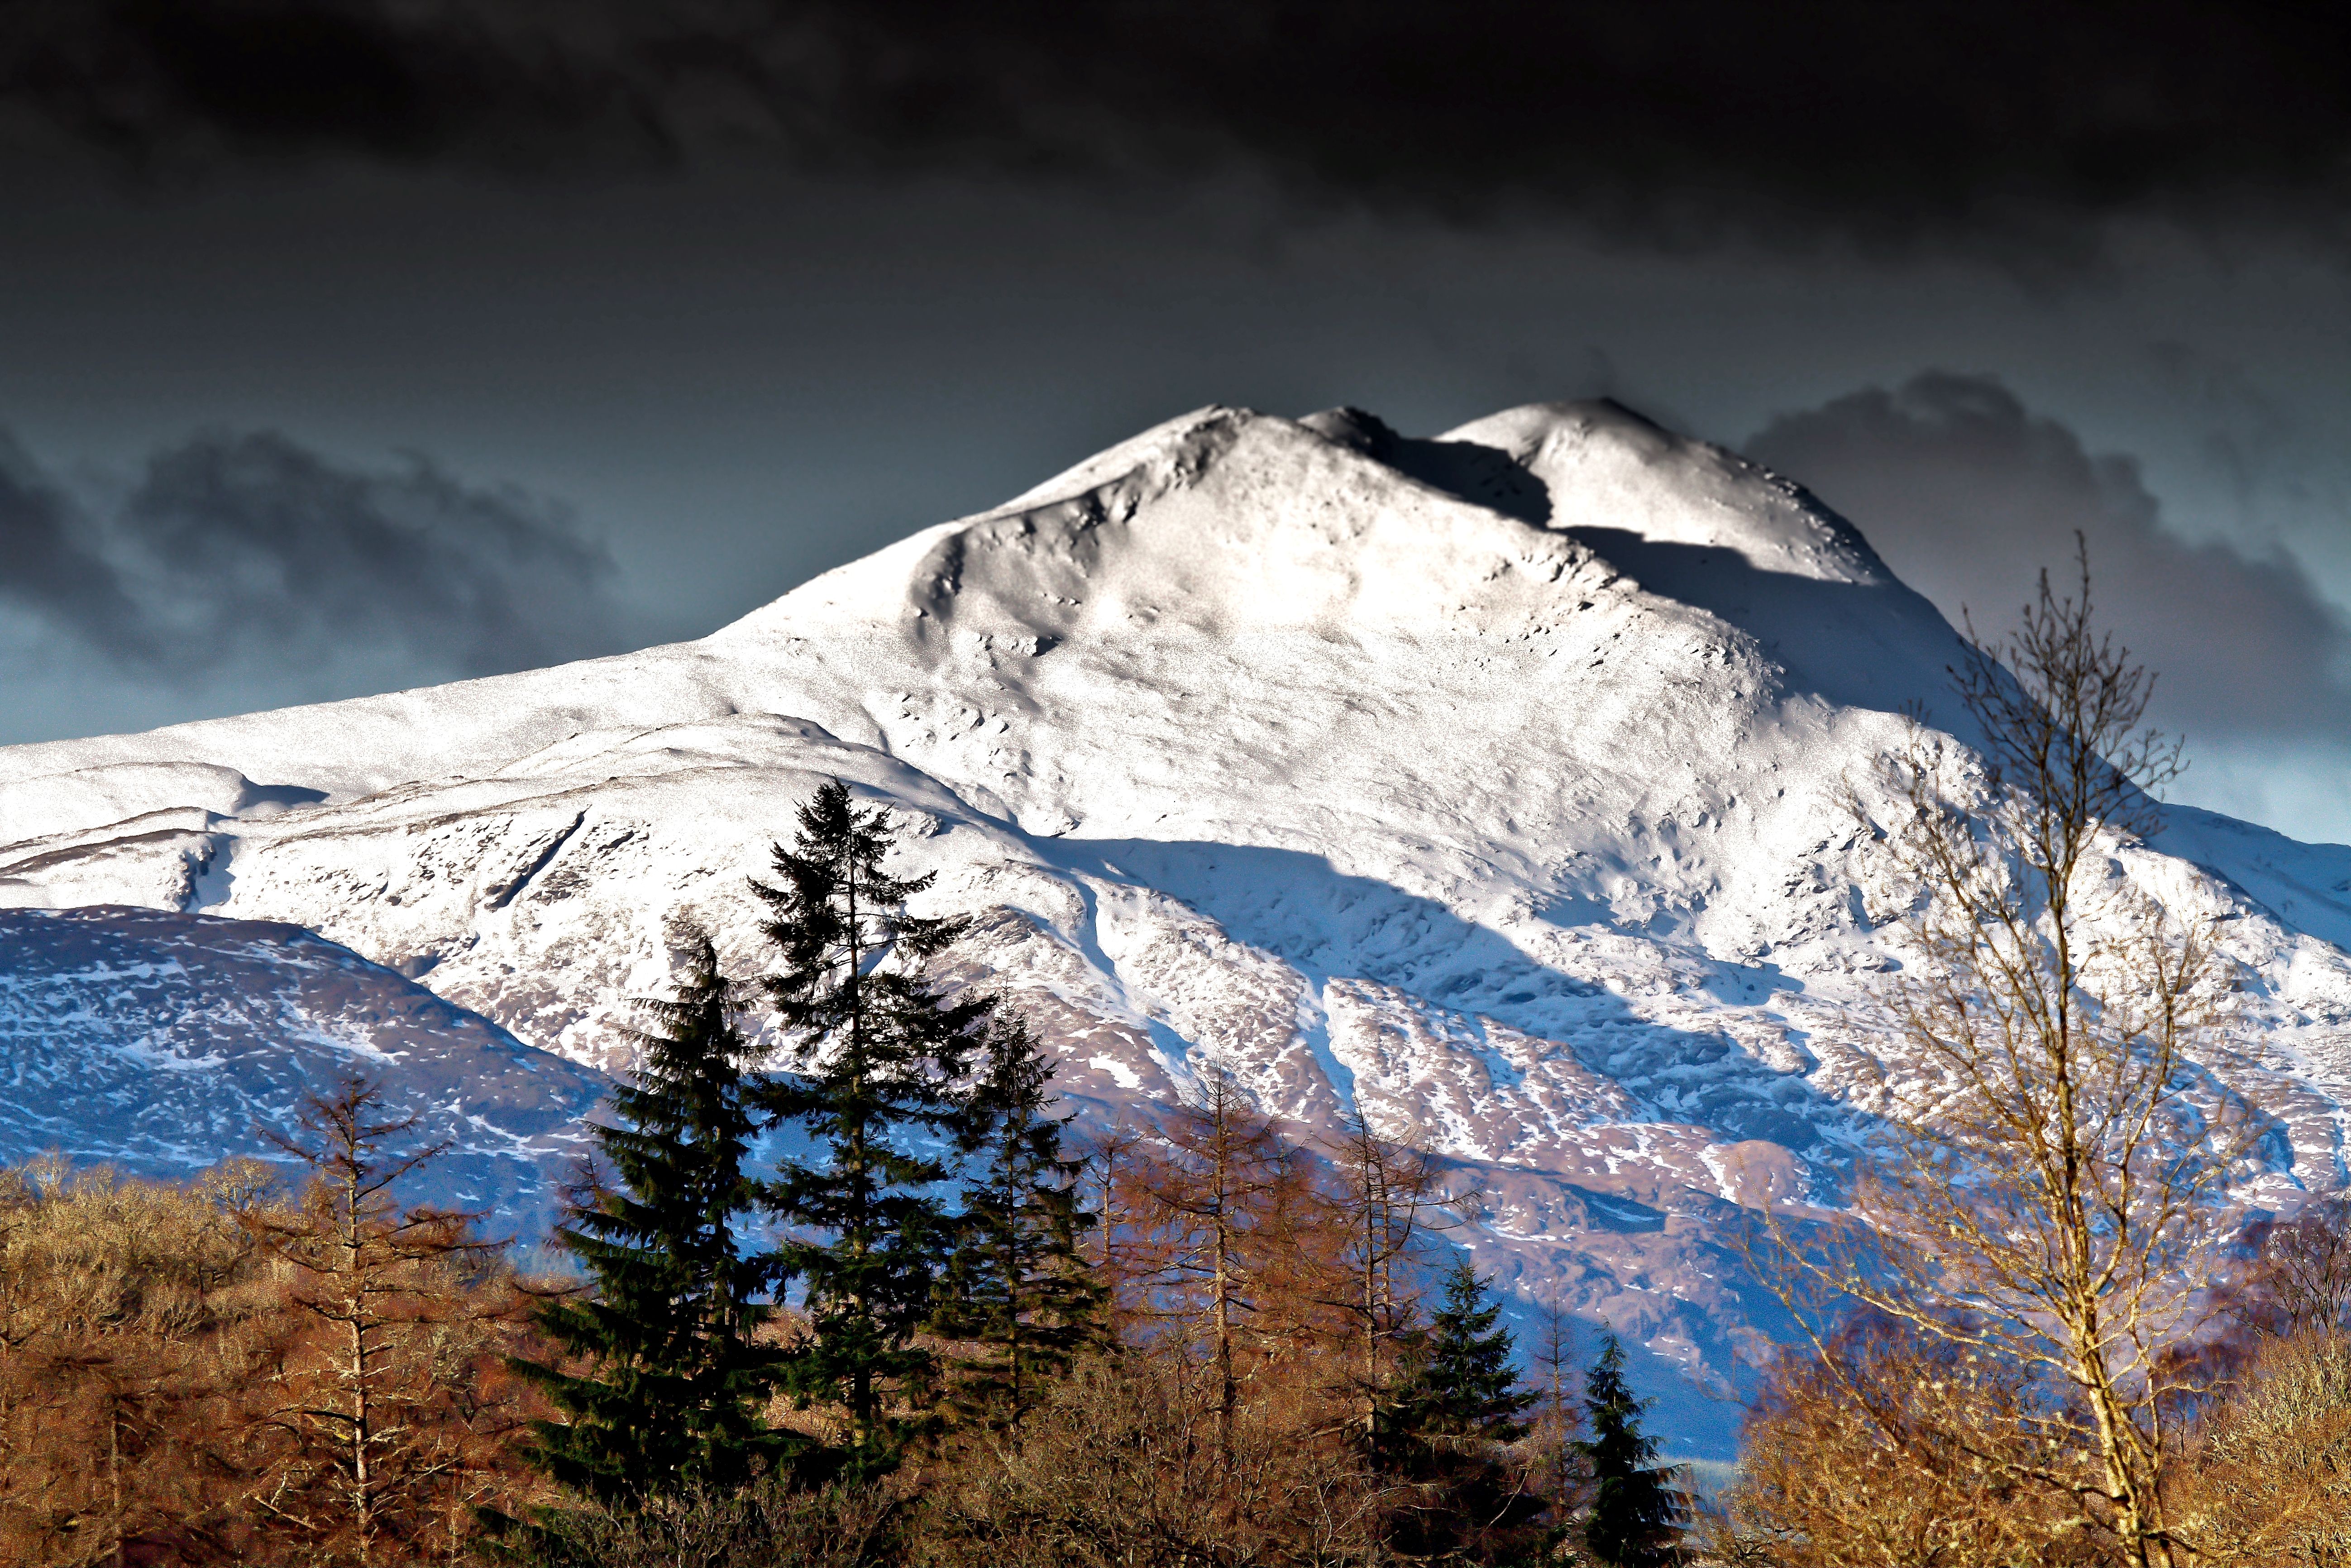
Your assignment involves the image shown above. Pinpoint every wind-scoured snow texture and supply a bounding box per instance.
[0,906,608,1227]
[6,399,2351,1452]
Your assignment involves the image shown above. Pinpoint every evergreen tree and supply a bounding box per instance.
[755,779,990,1480]
[1576,1331,1686,1567]
[1383,1260,1546,1563]
[931,1010,1104,1427]
[513,931,795,1507]
[1404,1260,1541,1443]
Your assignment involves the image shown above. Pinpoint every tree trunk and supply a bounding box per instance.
[1212,1114,1238,1471]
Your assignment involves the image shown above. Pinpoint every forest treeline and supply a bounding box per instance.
[8,1125,2350,1566]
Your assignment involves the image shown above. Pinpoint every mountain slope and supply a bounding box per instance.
[4,398,2348,1453]
[0,906,607,1226]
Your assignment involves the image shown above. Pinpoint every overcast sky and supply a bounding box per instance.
[5,2,2351,841]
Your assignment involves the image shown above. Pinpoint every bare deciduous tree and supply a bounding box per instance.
[1773,544,2251,1568]
[0,1161,267,1566]
[1118,1069,1309,1470]
[2246,1195,2351,1339]
[1314,1113,1457,1447]
[2174,1327,2351,1565]
[1715,1315,2108,1568]
[243,1078,520,1566]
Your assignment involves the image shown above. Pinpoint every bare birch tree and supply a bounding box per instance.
[1778,543,2251,1568]
[2246,1195,2351,1338]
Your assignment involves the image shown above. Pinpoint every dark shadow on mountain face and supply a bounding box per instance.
[1302,405,1968,723]
[1566,526,1974,727]
[1567,1184,1668,1232]
[238,779,330,813]
[1044,835,1866,1164]
[1388,438,1554,526]
[1299,408,1552,526]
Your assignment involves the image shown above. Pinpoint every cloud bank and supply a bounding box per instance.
[1745,372,2351,744]
[0,425,620,690]
[8,2,2351,258]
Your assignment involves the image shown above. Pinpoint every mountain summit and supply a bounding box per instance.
[5,400,2349,1452]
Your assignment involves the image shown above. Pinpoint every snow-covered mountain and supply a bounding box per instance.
[5,399,2350,1453]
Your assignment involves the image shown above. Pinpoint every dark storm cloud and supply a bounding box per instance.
[8,2,2351,255]
[0,425,619,683]
[1745,373,2351,743]
[0,433,155,661]
[0,0,665,173]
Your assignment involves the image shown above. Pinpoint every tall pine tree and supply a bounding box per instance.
[1576,1331,1685,1568]
[1383,1260,1546,1562]
[931,1011,1104,1427]
[756,779,989,1480]
[513,930,795,1507]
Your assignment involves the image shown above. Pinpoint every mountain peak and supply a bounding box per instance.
[716,394,1958,740]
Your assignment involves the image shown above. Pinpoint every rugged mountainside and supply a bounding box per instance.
[0,906,606,1226]
[5,398,2350,1453]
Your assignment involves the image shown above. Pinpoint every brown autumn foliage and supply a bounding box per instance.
[233,1079,558,1564]
[1097,1071,1332,1466]
[1712,1331,2228,1568]
[534,1343,1590,1568]
[9,1073,1596,1567]
[0,1085,564,1566]
[0,1154,279,1565]
[2153,1198,2351,1567]
[1710,1197,2351,1568]
[1711,1314,2112,1568]
[2168,1327,2351,1566]
[987,1076,1586,1568]
[916,1351,1393,1566]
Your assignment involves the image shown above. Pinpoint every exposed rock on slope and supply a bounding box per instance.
[0,906,606,1225]
[5,399,2349,1452]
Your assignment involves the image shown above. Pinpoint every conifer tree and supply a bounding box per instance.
[1121,1068,1305,1469]
[755,779,989,1479]
[514,931,795,1507]
[1529,1294,1592,1521]
[931,1011,1104,1427]
[1576,1330,1685,1568]
[1319,1116,1453,1447]
[1399,1259,1539,1445]
[1383,1259,1546,1562]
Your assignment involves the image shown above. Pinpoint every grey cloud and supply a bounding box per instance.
[9,3,2351,260]
[0,425,621,685]
[1744,372,2351,744]
[0,432,155,661]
